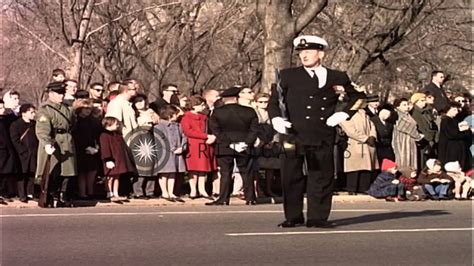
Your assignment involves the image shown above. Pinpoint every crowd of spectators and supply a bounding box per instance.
[0,69,472,206]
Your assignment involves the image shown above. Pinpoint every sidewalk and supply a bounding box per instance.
[0,193,379,209]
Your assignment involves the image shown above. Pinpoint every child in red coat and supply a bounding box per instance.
[180,96,217,199]
[99,117,136,201]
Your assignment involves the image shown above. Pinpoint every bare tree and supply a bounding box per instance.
[256,0,328,92]
[1,0,471,104]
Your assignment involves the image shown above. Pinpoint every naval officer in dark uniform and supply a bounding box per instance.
[206,86,259,205]
[268,35,365,228]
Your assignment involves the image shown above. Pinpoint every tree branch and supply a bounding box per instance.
[369,0,410,11]
[86,2,181,40]
[59,0,72,45]
[295,0,328,32]
[76,0,95,42]
[9,18,70,62]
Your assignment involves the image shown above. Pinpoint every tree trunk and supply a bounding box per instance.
[68,45,83,81]
[67,0,96,83]
[256,0,327,92]
[260,25,293,92]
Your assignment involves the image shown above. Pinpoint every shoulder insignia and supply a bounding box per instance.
[38,116,49,122]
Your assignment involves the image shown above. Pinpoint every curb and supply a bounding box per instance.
[0,195,379,209]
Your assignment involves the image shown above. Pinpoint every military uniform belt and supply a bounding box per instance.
[54,128,70,134]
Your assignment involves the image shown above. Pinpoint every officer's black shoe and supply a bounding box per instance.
[205,201,229,206]
[57,193,73,208]
[306,220,337,228]
[245,201,257,205]
[45,194,55,208]
[277,220,305,228]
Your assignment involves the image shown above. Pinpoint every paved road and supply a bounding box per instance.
[1,201,472,265]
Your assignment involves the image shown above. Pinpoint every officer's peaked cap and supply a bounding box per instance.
[46,81,66,94]
[293,35,328,51]
[220,85,242,98]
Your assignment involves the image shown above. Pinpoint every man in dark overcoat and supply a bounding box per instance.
[268,35,365,228]
[206,86,259,205]
[420,70,448,114]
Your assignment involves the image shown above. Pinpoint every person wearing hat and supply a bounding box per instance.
[206,86,259,205]
[367,159,405,202]
[268,35,365,228]
[338,96,379,195]
[364,94,380,118]
[35,82,77,207]
[410,92,438,170]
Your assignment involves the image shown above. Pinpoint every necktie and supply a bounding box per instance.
[311,70,319,87]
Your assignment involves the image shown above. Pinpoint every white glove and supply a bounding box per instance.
[230,142,248,153]
[326,112,349,127]
[45,144,55,155]
[254,137,261,147]
[85,146,99,155]
[106,161,115,169]
[458,121,469,131]
[271,117,292,134]
[391,179,400,185]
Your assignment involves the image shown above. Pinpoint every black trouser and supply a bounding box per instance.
[280,144,334,223]
[133,177,155,197]
[216,155,255,203]
[17,174,34,200]
[47,174,70,197]
[345,170,373,193]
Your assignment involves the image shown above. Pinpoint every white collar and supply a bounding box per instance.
[304,65,327,88]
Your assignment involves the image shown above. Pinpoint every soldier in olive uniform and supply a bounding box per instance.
[36,82,77,207]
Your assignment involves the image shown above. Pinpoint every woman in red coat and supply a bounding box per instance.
[181,96,217,199]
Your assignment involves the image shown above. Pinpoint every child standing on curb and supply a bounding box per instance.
[154,105,187,202]
[99,117,136,201]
